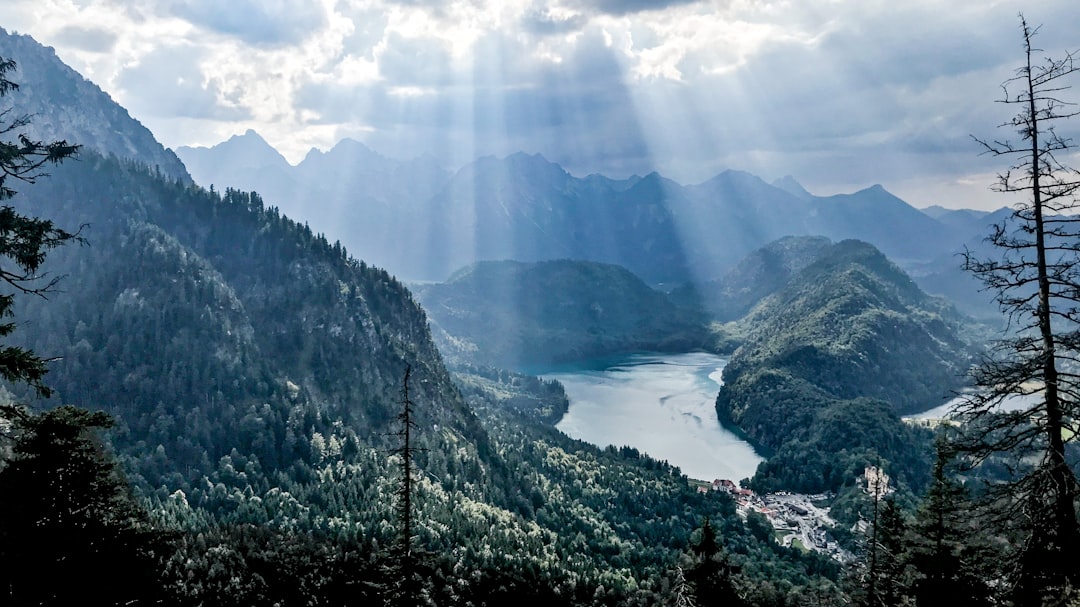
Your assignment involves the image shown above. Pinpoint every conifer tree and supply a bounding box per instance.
[0,55,80,396]
[957,15,1080,600]
[905,442,992,607]
[385,365,428,607]
[851,497,908,607]
[685,516,744,606]
[0,405,167,606]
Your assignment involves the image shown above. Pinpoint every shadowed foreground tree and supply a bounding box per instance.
[0,405,168,606]
[684,517,744,607]
[0,55,167,606]
[957,14,1080,603]
[905,441,993,607]
[0,55,80,396]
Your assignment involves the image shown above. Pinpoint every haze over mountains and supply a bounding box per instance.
[177,131,1006,317]
[1,21,1050,606]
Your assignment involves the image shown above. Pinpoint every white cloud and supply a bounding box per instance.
[53,25,118,53]
[166,0,330,46]
[0,0,1078,207]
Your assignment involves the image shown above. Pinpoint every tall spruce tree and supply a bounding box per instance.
[386,365,428,607]
[957,14,1080,602]
[685,517,744,607]
[906,442,992,607]
[851,496,908,607]
[0,54,168,607]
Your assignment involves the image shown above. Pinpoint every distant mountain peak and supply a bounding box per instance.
[859,183,890,195]
[329,137,379,155]
[177,127,290,180]
[218,129,279,155]
[297,137,384,165]
[772,175,814,200]
[507,150,549,162]
[695,169,775,192]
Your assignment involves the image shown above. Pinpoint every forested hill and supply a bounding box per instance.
[413,259,717,368]
[669,235,833,321]
[716,239,973,494]
[11,151,479,470]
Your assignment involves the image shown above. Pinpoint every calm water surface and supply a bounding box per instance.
[546,352,763,482]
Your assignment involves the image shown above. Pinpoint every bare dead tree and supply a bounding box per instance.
[957,14,1080,602]
[386,364,426,607]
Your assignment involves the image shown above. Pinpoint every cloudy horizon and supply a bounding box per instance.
[1,0,1077,210]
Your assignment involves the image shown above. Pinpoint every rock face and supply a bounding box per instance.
[0,28,190,183]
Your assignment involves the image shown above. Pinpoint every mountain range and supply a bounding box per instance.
[176,131,1006,320]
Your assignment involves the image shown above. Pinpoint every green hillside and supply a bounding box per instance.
[414,259,717,368]
[716,240,973,494]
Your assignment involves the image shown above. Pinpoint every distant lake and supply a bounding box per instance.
[906,392,1041,420]
[542,352,763,482]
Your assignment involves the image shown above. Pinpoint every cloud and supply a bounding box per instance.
[166,0,328,46]
[572,0,703,17]
[377,32,457,88]
[5,0,1080,209]
[116,44,251,120]
[521,8,588,35]
[52,25,118,53]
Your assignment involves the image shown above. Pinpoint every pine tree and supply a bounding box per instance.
[906,442,992,607]
[385,365,429,607]
[0,405,167,606]
[685,517,744,606]
[851,497,908,607]
[0,55,81,396]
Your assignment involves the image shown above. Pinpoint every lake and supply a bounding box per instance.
[906,392,1041,420]
[543,352,763,482]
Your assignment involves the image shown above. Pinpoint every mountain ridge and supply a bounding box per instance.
[175,129,972,288]
[0,27,190,183]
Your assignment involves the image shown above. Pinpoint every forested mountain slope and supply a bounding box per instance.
[414,259,716,368]
[716,240,973,494]
[669,235,833,321]
[4,151,836,603]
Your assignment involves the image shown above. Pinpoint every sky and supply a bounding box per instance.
[1,0,1078,210]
